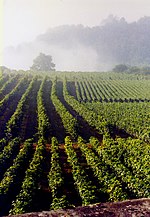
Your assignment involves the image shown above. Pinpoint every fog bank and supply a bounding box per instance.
[3,16,150,71]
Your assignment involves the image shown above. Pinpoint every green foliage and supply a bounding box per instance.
[101,137,150,198]
[37,76,51,142]
[0,138,20,180]
[65,136,98,206]
[0,75,20,100]
[9,138,45,215]
[63,79,108,135]
[0,76,29,114]
[86,102,150,142]
[113,64,129,72]
[0,138,7,152]
[113,64,150,75]
[0,70,149,215]
[0,139,33,211]
[6,76,37,139]
[48,137,70,210]
[30,53,55,72]
[51,80,78,140]
[78,136,128,201]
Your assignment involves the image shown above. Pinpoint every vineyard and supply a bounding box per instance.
[0,71,149,215]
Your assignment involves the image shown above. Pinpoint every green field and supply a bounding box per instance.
[0,71,149,215]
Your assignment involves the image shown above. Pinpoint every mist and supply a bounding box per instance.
[3,16,150,71]
[3,40,102,72]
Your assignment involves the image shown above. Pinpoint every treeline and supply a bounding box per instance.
[113,64,150,74]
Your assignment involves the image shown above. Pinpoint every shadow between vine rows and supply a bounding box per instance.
[43,80,66,143]
[0,82,30,139]
[58,146,82,207]
[67,81,77,100]
[0,144,34,216]
[20,81,41,142]
[56,81,103,142]
[75,147,109,203]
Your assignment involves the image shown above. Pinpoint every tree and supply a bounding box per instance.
[112,64,129,73]
[30,53,55,71]
[0,66,10,74]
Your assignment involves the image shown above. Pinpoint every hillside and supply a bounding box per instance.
[0,71,149,216]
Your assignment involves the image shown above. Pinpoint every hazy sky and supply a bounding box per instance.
[2,0,150,48]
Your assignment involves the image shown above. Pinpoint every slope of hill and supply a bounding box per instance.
[0,71,149,216]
